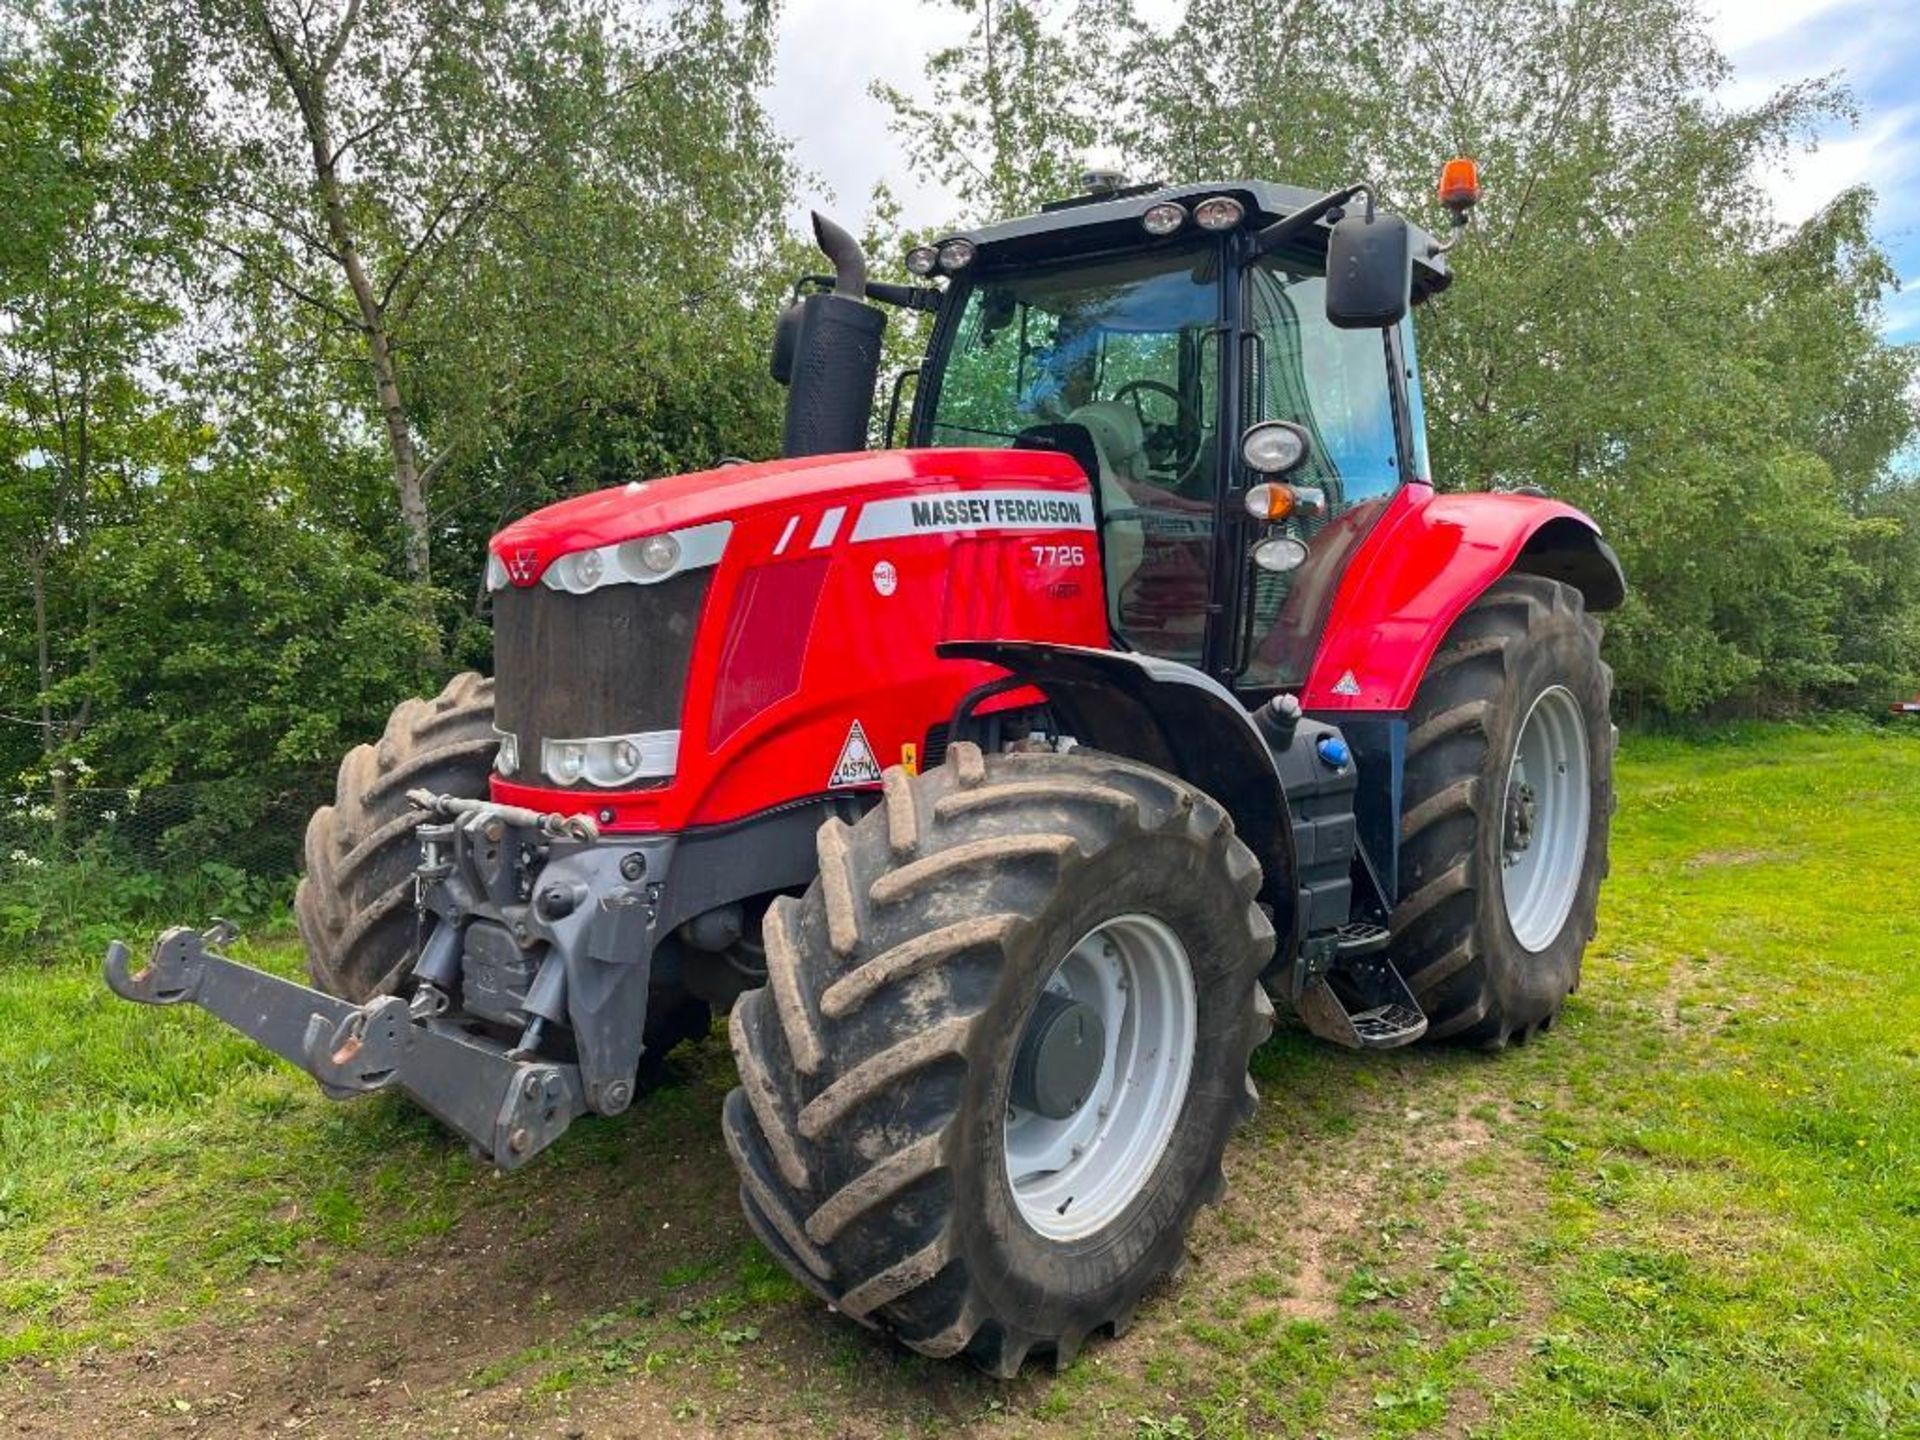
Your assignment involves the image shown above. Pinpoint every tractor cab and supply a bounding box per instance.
[781,177,1461,696]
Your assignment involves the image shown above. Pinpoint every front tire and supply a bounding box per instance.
[723,744,1274,1375]
[1392,575,1614,1047]
[295,673,497,1002]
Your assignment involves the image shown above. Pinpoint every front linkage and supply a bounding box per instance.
[104,789,668,1170]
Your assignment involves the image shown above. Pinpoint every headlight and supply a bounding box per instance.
[542,731,681,788]
[1194,195,1245,230]
[937,237,976,271]
[493,727,519,777]
[1253,536,1310,573]
[1141,201,1187,236]
[485,552,509,591]
[634,532,680,574]
[539,521,730,593]
[563,548,603,590]
[905,245,940,277]
[1240,420,1309,475]
[549,742,586,785]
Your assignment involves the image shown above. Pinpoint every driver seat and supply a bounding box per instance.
[1066,401,1148,621]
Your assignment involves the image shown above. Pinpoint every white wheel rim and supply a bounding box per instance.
[1003,913,1197,1241]
[1500,684,1591,952]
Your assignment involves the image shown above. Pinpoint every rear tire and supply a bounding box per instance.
[723,744,1274,1375]
[1392,576,1614,1047]
[295,673,497,1003]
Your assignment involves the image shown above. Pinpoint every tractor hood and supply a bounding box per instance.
[488,448,1089,590]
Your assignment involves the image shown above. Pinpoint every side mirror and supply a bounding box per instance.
[1324,211,1412,329]
[769,298,803,386]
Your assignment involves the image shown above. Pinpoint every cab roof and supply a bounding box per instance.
[949,178,1453,302]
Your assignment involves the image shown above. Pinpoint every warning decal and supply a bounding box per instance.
[829,720,884,788]
[1332,670,1362,697]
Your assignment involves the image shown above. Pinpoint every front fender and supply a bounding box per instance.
[1303,486,1625,712]
[938,641,1297,946]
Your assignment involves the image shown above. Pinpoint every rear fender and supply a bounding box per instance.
[939,641,1298,954]
[1303,487,1625,712]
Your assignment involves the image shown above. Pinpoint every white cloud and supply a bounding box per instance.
[765,0,971,231]
[1751,105,1920,228]
[1700,0,1853,55]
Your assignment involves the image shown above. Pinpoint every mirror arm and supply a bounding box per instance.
[789,274,940,313]
[866,280,943,313]
[1251,182,1372,258]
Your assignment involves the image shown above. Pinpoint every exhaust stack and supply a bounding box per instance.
[777,212,887,459]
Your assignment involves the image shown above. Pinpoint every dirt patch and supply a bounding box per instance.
[1,1046,1002,1440]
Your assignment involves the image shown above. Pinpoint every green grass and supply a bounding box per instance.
[3,723,1917,1435]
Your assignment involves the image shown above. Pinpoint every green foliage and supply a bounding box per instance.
[121,0,795,620]
[1,0,798,838]
[63,460,436,782]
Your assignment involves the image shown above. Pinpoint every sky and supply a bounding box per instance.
[764,0,1920,344]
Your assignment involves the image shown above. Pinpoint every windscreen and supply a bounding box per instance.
[926,245,1223,663]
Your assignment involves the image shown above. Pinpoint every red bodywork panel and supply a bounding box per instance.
[489,449,1108,830]
[1301,483,1603,712]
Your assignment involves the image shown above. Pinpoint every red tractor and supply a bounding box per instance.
[108,165,1621,1375]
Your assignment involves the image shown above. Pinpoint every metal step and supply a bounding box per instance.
[1291,953,1429,1050]
[1333,921,1391,958]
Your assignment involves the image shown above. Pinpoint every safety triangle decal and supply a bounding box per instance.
[1332,670,1362,697]
[828,720,884,788]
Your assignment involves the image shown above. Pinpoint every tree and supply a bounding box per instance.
[879,0,1920,714]
[123,0,791,634]
[0,18,187,818]
[874,0,1142,221]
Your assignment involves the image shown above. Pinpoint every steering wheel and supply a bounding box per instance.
[1111,379,1203,476]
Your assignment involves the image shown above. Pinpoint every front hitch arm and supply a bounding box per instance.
[105,926,585,1170]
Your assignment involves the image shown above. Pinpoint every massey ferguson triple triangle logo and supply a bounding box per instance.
[507,546,541,585]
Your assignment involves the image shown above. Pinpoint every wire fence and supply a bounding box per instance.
[1,771,334,956]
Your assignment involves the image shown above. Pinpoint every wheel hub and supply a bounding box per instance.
[1503,775,1538,864]
[1009,991,1107,1120]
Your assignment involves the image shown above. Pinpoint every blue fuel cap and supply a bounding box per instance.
[1315,734,1350,769]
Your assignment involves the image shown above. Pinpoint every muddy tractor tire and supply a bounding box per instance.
[295,672,498,1003]
[1393,575,1614,1047]
[723,743,1275,1376]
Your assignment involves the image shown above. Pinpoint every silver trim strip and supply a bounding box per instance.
[849,489,1095,542]
[810,506,846,548]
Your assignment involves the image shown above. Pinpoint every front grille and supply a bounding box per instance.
[493,571,712,777]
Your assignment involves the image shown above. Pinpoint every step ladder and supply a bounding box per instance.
[1289,923,1428,1050]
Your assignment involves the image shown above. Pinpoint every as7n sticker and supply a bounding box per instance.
[828,720,883,787]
